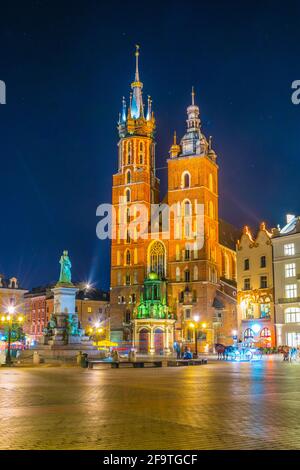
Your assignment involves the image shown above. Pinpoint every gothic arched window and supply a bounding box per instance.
[125,188,131,203]
[148,241,166,278]
[125,250,131,266]
[209,200,214,219]
[184,200,192,216]
[244,328,254,340]
[126,170,131,184]
[139,141,144,164]
[209,173,213,192]
[182,171,191,188]
[127,141,132,164]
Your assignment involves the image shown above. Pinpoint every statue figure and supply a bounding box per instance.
[58,250,72,284]
[49,314,57,330]
[43,314,57,336]
[66,314,79,336]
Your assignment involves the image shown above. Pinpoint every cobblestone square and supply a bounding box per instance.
[1,360,300,450]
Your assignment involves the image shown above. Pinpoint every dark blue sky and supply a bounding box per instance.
[0,0,299,290]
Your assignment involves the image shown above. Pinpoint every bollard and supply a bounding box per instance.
[33,351,40,365]
[80,353,88,368]
[76,351,83,365]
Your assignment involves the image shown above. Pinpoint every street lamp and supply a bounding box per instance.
[88,323,105,342]
[190,314,200,357]
[1,306,24,366]
[232,329,238,345]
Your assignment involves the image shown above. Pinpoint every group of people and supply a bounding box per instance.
[280,346,299,362]
[173,342,194,359]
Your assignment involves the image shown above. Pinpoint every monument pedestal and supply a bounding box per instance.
[33,282,101,358]
[24,251,103,361]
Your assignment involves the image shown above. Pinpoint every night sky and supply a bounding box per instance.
[1,0,300,290]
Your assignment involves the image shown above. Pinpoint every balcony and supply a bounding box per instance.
[242,315,271,321]
[278,297,300,304]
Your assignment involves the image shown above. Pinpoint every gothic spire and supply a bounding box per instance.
[117,46,155,138]
[130,44,143,119]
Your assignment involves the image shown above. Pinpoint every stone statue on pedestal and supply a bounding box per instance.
[58,250,72,285]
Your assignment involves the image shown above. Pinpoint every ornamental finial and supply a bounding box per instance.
[173,130,177,145]
[135,44,140,82]
[191,86,195,105]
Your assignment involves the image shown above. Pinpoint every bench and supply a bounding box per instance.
[167,358,208,367]
[88,360,162,369]
[111,361,162,369]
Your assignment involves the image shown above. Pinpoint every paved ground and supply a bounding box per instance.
[0,359,300,450]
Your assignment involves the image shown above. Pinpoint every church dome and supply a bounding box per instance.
[148,271,159,280]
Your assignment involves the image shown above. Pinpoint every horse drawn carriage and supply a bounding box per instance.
[215,342,262,361]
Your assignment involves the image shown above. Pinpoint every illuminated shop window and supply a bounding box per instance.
[287,332,300,347]
[260,303,270,318]
[244,328,254,340]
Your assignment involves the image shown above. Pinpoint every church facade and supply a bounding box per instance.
[109,47,238,353]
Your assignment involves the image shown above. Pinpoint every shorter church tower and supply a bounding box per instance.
[166,89,237,351]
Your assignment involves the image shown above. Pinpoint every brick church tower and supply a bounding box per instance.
[110,46,159,344]
[166,89,236,348]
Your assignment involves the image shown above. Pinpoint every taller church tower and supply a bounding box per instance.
[110,47,159,344]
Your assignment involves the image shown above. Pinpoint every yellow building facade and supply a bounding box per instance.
[236,223,275,347]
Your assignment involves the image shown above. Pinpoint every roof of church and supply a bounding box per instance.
[219,219,241,251]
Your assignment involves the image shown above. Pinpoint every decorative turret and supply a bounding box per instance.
[171,87,216,161]
[169,131,181,158]
[118,45,155,138]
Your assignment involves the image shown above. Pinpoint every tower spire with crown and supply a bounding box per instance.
[117,46,155,138]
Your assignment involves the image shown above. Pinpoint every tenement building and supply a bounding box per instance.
[110,47,239,353]
[24,284,109,342]
[273,215,300,347]
[0,275,28,341]
[236,223,275,347]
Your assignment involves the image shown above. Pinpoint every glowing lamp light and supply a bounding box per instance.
[85,283,91,290]
[202,323,207,329]
[232,329,237,336]
[94,322,100,329]
[193,314,200,323]
[252,323,261,334]
[189,322,195,329]
[17,316,24,322]
[6,315,11,321]
[7,305,15,315]
[1,316,5,322]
